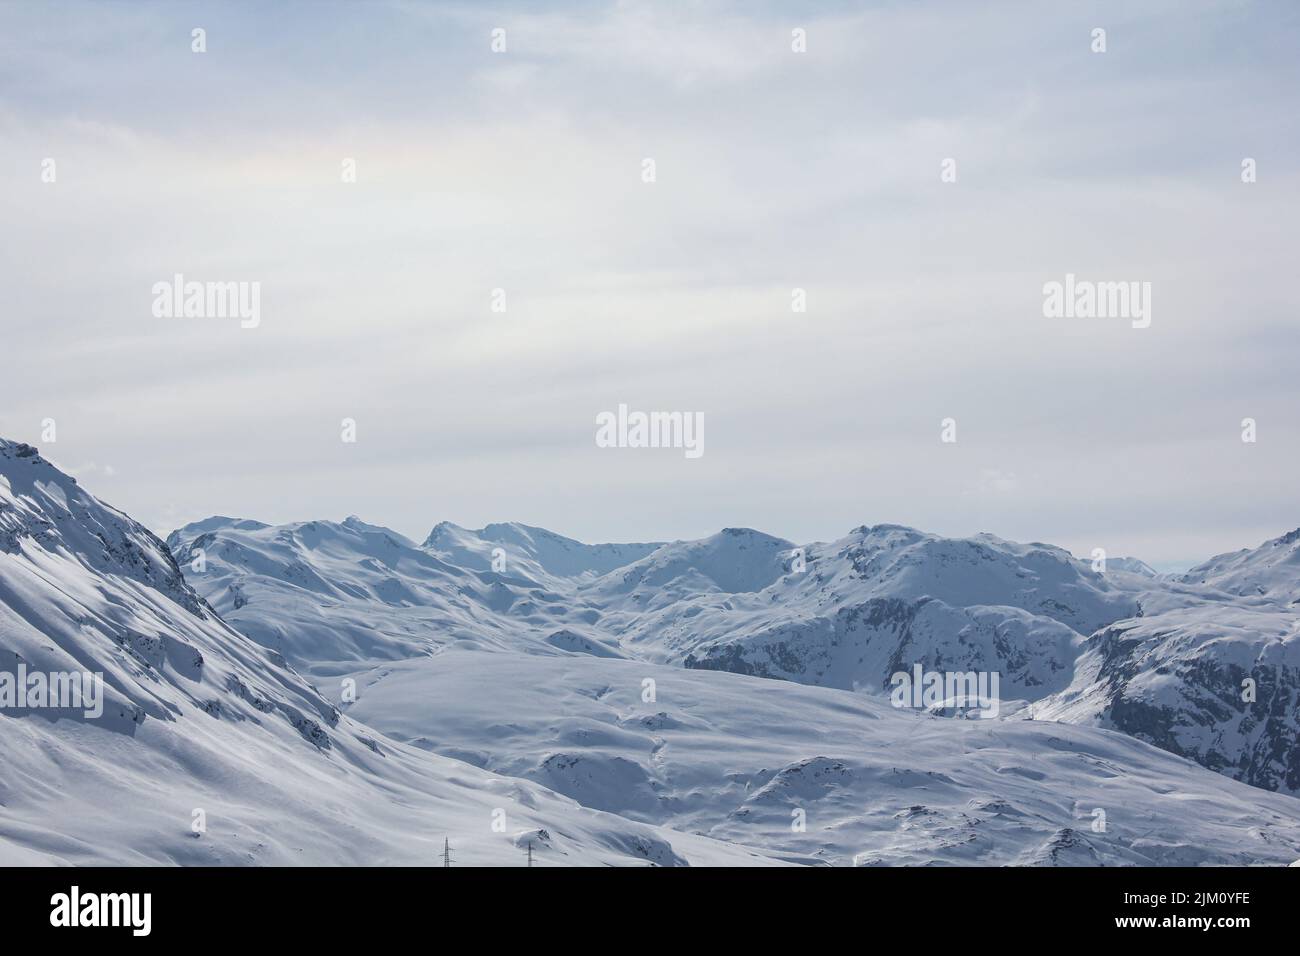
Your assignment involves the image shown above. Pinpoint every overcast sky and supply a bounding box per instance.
[1,0,1297,567]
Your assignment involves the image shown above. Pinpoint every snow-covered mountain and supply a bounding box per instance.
[1180,528,1300,606]
[7,434,1300,865]
[166,508,1300,802]
[164,514,551,676]
[610,525,1144,695]
[1106,556,1160,578]
[1039,600,1300,794]
[168,519,1146,695]
[0,440,783,866]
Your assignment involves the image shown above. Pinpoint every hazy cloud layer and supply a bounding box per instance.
[2,0,1297,565]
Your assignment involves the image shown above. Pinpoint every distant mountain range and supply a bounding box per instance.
[4,434,1299,865]
[167,505,1300,798]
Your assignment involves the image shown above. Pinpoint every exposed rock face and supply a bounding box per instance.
[1040,605,1300,795]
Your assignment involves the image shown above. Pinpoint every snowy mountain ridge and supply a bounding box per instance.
[166,509,1300,800]
[0,439,786,866]
[5,435,1300,866]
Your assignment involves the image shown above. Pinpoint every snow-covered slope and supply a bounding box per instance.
[1029,531,1300,795]
[632,526,1140,687]
[1039,600,1300,794]
[0,439,783,866]
[1181,528,1300,606]
[338,649,1300,866]
[168,518,1150,703]
[590,527,796,598]
[1,440,334,741]
[423,520,661,583]
[164,515,598,678]
[8,436,1300,864]
[169,507,1300,802]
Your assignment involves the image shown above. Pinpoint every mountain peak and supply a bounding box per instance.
[1180,525,1300,603]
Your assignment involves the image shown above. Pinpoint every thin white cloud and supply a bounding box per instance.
[1,0,1297,566]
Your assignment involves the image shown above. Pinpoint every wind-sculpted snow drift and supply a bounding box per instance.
[5,434,1300,865]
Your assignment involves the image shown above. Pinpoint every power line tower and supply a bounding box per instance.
[442,838,453,868]
[525,840,533,868]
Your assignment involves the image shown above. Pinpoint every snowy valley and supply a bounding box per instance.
[3,435,1300,866]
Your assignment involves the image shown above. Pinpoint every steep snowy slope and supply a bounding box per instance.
[1038,599,1300,794]
[0,440,782,866]
[1,441,336,742]
[1029,530,1300,796]
[339,649,1300,866]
